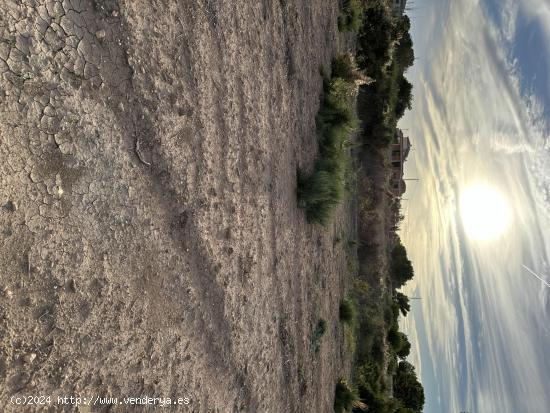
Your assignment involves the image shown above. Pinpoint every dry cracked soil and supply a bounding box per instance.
[0,1,354,412]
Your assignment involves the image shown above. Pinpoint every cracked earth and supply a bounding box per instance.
[0,1,353,411]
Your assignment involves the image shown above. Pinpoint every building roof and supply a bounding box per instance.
[403,136,411,159]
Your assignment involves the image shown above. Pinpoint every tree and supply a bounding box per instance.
[394,361,425,412]
[396,334,411,359]
[393,15,411,37]
[390,241,414,287]
[356,4,393,78]
[388,328,411,359]
[394,75,413,120]
[395,30,415,70]
[395,407,415,413]
[395,292,411,317]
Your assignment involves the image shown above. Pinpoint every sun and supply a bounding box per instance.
[459,184,512,241]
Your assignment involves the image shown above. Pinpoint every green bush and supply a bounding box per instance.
[332,54,370,85]
[332,54,355,81]
[298,168,345,226]
[353,278,370,296]
[298,76,358,226]
[313,319,328,353]
[334,378,366,413]
[338,0,364,32]
[344,324,357,354]
[340,299,357,323]
[315,319,327,337]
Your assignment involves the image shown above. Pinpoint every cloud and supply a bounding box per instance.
[400,0,550,411]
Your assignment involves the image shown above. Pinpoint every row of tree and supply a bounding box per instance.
[347,1,424,412]
[356,3,415,148]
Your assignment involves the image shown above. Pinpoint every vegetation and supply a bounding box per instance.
[316,319,328,337]
[313,319,328,353]
[356,3,394,79]
[338,0,365,33]
[332,53,372,85]
[395,292,410,317]
[356,6,415,148]
[390,240,414,288]
[340,299,357,324]
[393,361,425,412]
[325,3,424,412]
[334,378,366,413]
[342,232,423,412]
[298,66,359,226]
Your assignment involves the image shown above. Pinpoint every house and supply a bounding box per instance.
[392,0,408,16]
[390,129,411,197]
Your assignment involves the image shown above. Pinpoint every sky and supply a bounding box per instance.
[399,0,550,412]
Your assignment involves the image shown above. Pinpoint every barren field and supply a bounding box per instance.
[0,1,355,412]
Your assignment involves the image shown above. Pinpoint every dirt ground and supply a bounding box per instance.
[0,1,355,412]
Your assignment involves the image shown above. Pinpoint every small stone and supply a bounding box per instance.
[66,279,76,293]
[3,288,13,299]
[95,29,106,40]
[2,200,16,212]
[23,353,36,364]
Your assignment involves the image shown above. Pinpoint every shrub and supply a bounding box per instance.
[340,299,357,323]
[298,168,345,226]
[313,319,328,353]
[334,378,366,413]
[315,319,327,337]
[356,360,381,393]
[347,255,359,276]
[298,76,358,226]
[332,53,373,87]
[317,78,358,138]
[332,54,355,81]
[338,0,364,32]
[353,279,370,296]
[344,324,357,354]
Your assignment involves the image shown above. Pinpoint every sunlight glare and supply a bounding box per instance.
[459,184,512,241]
